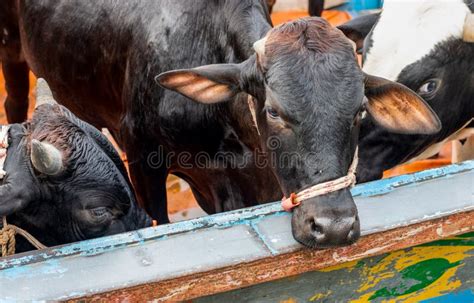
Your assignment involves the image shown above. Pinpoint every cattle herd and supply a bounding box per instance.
[0,0,472,253]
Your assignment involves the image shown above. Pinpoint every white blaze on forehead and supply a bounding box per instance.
[363,0,471,81]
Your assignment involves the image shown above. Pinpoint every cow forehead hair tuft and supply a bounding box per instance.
[28,105,80,160]
[265,17,352,56]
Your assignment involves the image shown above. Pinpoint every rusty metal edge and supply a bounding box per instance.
[67,209,474,302]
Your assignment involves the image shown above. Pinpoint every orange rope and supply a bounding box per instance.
[282,147,359,211]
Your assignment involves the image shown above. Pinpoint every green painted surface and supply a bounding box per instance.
[369,259,461,300]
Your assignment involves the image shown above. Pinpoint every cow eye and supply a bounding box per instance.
[89,207,110,219]
[266,107,280,119]
[418,79,440,99]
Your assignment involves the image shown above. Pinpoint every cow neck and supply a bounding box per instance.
[0,125,10,180]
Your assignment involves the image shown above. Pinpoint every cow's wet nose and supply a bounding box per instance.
[291,189,360,248]
[308,216,360,245]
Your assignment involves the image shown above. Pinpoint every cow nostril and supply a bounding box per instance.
[347,229,356,242]
[346,217,360,243]
[309,219,326,242]
[310,220,322,234]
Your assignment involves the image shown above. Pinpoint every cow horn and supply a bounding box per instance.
[35,78,57,109]
[253,36,268,57]
[253,36,269,68]
[463,13,474,43]
[30,139,63,175]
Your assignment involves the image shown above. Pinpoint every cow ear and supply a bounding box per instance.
[337,13,380,53]
[155,64,243,104]
[364,74,442,135]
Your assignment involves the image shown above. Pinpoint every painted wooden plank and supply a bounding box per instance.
[70,212,474,302]
[0,225,271,301]
[2,161,471,269]
[199,232,474,302]
[0,161,473,301]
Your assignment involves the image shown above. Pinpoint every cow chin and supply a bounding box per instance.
[95,215,151,239]
[107,205,152,237]
[105,219,128,236]
[291,189,360,249]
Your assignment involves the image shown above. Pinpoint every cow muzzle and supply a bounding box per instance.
[291,189,360,248]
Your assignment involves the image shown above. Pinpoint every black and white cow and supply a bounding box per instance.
[1,79,151,252]
[339,0,474,182]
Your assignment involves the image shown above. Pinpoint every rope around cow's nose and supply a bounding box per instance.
[0,217,16,257]
[0,217,47,257]
[281,147,359,211]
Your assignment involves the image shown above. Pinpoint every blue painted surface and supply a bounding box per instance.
[421,289,474,303]
[249,220,279,256]
[351,161,474,197]
[337,0,383,13]
[350,0,382,10]
[1,161,473,270]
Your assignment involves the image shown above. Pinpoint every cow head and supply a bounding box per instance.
[339,0,473,181]
[0,79,151,250]
[156,18,440,248]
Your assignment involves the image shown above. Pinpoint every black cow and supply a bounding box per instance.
[308,0,325,17]
[1,1,439,247]
[339,0,474,182]
[0,79,151,252]
[0,1,29,123]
